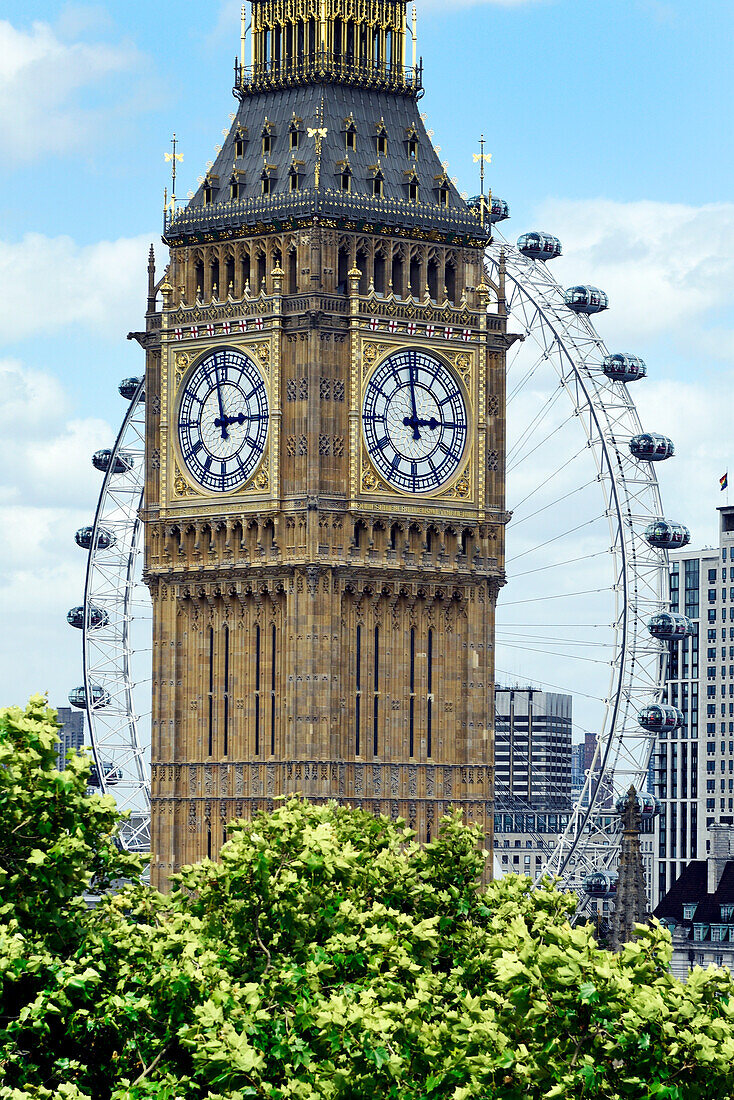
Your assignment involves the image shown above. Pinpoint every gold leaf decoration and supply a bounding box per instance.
[362,469,379,492]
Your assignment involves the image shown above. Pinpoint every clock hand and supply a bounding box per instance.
[403,415,440,432]
[215,374,229,440]
[408,363,420,440]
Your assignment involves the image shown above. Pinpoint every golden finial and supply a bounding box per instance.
[164,133,184,212]
[473,133,492,230]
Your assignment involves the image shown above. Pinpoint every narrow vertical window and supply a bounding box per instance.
[223,624,230,756]
[373,625,380,756]
[208,627,214,757]
[271,622,277,756]
[255,624,261,756]
[409,628,416,757]
[356,624,362,755]
[207,825,212,860]
[427,628,434,758]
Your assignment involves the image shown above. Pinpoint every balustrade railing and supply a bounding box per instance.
[165,186,487,242]
[234,52,423,97]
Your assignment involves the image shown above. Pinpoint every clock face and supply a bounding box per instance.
[178,347,269,493]
[362,349,468,494]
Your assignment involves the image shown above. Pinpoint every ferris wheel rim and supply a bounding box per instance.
[81,376,151,850]
[486,236,669,891]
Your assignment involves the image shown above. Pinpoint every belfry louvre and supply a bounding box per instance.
[143,0,511,890]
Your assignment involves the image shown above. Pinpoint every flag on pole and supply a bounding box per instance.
[721,472,729,491]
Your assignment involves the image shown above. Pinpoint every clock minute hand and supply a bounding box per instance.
[408,364,420,440]
[215,374,229,440]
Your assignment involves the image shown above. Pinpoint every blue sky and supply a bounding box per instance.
[1,0,733,709]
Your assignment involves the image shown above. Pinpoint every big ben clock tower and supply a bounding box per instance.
[143,0,510,889]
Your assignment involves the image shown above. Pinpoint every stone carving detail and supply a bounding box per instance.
[286,379,298,401]
[174,351,191,388]
[174,462,195,499]
[189,768,197,796]
[487,394,500,417]
[319,435,331,456]
[333,437,345,458]
[409,765,418,797]
[287,436,296,456]
[361,341,385,379]
[320,377,331,400]
[298,435,308,456]
[299,377,309,399]
[244,458,270,492]
[391,766,399,796]
[236,766,244,796]
[333,379,345,401]
[204,767,214,796]
[355,764,364,796]
[372,765,382,795]
[267,764,275,796]
[188,802,197,833]
[426,770,435,796]
[487,450,499,471]
[443,769,453,798]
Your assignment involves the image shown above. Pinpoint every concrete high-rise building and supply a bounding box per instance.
[494,687,572,809]
[55,707,85,772]
[653,506,734,907]
[494,686,573,880]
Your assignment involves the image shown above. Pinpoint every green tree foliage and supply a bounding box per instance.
[3,700,734,1099]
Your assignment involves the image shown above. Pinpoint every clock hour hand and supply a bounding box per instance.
[403,414,440,438]
[215,412,257,430]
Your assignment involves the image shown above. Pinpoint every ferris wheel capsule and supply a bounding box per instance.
[517,232,562,261]
[603,354,647,383]
[67,606,109,631]
[644,519,691,550]
[76,526,116,551]
[69,684,111,710]
[615,791,661,819]
[119,377,145,402]
[490,197,510,223]
[638,704,683,733]
[89,761,123,787]
[583,871,618,899]
[629,433,675,462]
[468,195,510,223]
[92,449,135,475]
[647,611,694,640]
[564,286,609,314]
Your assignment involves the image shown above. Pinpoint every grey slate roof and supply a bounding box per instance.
[166,84,485,244]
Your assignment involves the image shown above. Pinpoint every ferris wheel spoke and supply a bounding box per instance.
[505,513,609,567]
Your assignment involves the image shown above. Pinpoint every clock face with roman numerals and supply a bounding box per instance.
[178,347,269,493]
[362,349,468,495]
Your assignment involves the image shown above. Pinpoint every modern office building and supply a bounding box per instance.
[494,686,573,879]
[494,686,572,809]
[55,706,85,772]
[654,505,734,908]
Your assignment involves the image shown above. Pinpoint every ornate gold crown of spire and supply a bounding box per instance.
[236,0,421,98]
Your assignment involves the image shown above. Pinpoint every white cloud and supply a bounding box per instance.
[0,233,154,341]
[0,359,114,705]
[531,198,734,348]
[522,197,734,549]
[0,18,140,164]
